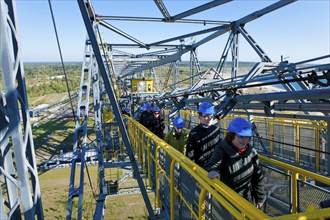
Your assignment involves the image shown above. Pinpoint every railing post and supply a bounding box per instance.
[155,146,161,210]
[295,123,300,164]
[137,128,142,163]
[291,171,299,213]
[315,127,320,171]
[170,160,176,220]
[199,189,207,220]
[269,121,274,154]
[147,137,152,183]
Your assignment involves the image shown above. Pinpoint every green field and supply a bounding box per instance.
[39,165,153,219]
[33,108,152,219]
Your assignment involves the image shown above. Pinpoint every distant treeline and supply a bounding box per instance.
[24,63,82,98]
[24,63,82,77]
[6,61,256,98]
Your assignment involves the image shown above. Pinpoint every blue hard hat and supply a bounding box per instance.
[144,103,152,110]
[173,116,185,128]
[153,107,160,112]
[198,102,215,114]
[227,117,253,136]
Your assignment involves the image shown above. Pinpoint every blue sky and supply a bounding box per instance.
[16,0,329,63]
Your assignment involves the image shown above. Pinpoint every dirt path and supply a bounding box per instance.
[29,93,68,107]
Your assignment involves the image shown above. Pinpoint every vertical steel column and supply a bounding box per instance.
[174,61,178,90]
[95,43,106,196]
[0,0,44,219]
[216,31,234,74]
[231,25,239,79]
[66,36,93,220]
[93,31,108,220]
[152,68,159,91]
[190,51,194,87]
[191,49,202,77]
[77,1,156,219]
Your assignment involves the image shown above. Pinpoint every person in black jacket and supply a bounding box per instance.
[185,102,221,168]
[138,103,153,128]
[204,117,265,209]
[149,107,165,139]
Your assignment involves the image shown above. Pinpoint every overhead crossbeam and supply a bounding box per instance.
[99,20,147,48]
[99,0,298,81]
[170,0,233,21]
[119,49,188,78]
[154,56,330,121]
[153,0,171,20]
[97,15,229,25]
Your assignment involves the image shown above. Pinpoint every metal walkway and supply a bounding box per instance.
[1,0,329,219]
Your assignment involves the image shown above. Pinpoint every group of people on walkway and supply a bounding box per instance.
[135,101,265,209]
[138,103,165,139]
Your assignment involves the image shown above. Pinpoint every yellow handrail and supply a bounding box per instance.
[126,116,330,220]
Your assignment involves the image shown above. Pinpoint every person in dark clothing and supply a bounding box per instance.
[149,107,165,139]
[121,107,131,117]
[138,103,153,128]
[185,102,221,168]
[134,105,144,120]
[204,117,265,209]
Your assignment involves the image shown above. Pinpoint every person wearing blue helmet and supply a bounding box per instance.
[138,102,153,128]
[148,107,165,139]
[121,107,131,117]
[185,102,221,167]
[204,117,265,209]
[164,116,189,154]
[133,104,145,120]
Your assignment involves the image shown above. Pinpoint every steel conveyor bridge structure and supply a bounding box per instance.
[1,0,330,219]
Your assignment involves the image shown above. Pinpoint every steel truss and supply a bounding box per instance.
[96,0,297,79]
[89,0,329,176]
[0,0,43,219]
[76,1,156,219]
[1,0,329,219]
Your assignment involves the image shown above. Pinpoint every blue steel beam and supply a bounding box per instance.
[191,0,297,49]
[120,49,188,78]
[98,0,298,81]
[97,15,229,25]
[110,43,180,48]
[99,20,147,48]
[77,1,156,219]
[0,0,44,219]
[66,37,94,220]
[148,24,229,46]
[236,0,297,25]
[170,0,233,21]
[153,0,171,20]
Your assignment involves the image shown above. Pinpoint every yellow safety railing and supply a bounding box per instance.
[259,155,330,214]
[163,110,328,172]
[126,116,330,220]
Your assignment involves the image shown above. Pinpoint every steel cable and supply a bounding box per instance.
[47,0,76,121]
